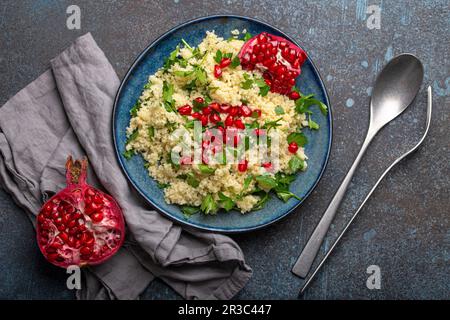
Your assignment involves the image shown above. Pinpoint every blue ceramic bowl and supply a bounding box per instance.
[113,15,332,233]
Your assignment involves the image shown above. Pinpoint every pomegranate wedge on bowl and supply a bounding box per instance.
[113,15,332,233]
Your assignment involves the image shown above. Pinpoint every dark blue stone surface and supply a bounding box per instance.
[0,0,448,299]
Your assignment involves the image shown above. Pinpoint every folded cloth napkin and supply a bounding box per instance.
[0,33,252,300]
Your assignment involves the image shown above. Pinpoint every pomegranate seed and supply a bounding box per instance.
[262,162,272,169]
[214,65,222,78]
[288,78,296,86]
[80,246,92,256]
[234,119,245,129]
[289,91,300,100]
[202,106,212,115]
[242,52,251,64]
[200,115,208,126]
[194,97,204,105]
[238,160,248,172]
[257,33,267,43]
[209,102,221,112]
[220,103,231,113]
[219,58,231,68]
[192,112,201,119]
[288,142,299,153]
[265,79,272,86]
[256,53,265,62]
[59,232,69,243]
[250,54,257,64]
[289,48,297,61]
[225,115,234,127]
[91,212,104,223]
[209,113,221,123]
[229,107,239,117]
[241,105,253,117]
[177,105,192,115]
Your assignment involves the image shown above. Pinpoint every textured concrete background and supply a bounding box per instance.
[0,0,448,299]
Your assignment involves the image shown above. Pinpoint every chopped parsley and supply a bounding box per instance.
[130,101,142,117]
[275,105,285,115]
[287,132,308,147]
[148,126,155,140]
[218,192,235,212]
[200,194,218,215]
[231,56,241,68]
[295,93,328,115]
[162,81,175,112]
[181,205,199,217]
[308,116,320,130]
[288,155,304,173]
[123,149,135,160]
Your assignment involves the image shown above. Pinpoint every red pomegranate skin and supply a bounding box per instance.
[36,156,125,268]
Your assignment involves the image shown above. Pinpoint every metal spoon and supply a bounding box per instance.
[292,54,424,278]
[299,86,432,295]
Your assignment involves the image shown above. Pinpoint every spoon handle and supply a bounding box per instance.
[292,127,377,278]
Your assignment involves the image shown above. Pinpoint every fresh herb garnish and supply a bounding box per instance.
[231,56,240,68]
[240,74,270,96]
[148,126,155,140]
[180,172,199,188]
[243,32,252,41]
[183,79,197,92]
[130,101,141,117]
[214,49,223,63]
[243,174,254,193]
[157,182,170,189]
[252,192,270,210]
[126,129,139,144]
[255,175,278,191]
[194,65,207,85]
[181,205,199,217]
[181,38,193,51]
[162,81,175,112]
[200,194,218,214]
[262,118,283,132]
[241,73,254,89]
[295,94,328,115]
[123,149,135,160]
[275,105,285,115]
[287,132,308,147]
[198,164,215,175]
[174,70,194,77]
[288,155,304,173]
[218,192,235,212]
[275,188,302,202]
[308,116,320,130]
[163,46,180,71]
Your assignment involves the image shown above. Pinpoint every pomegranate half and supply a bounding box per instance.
[239,32,307,95]
[36,156,125,268]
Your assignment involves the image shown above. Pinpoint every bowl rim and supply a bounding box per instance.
[112,14,333,233]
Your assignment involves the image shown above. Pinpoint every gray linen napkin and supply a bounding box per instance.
[0,33,252,300]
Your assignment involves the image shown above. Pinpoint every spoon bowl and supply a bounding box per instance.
[370,54,424,131]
